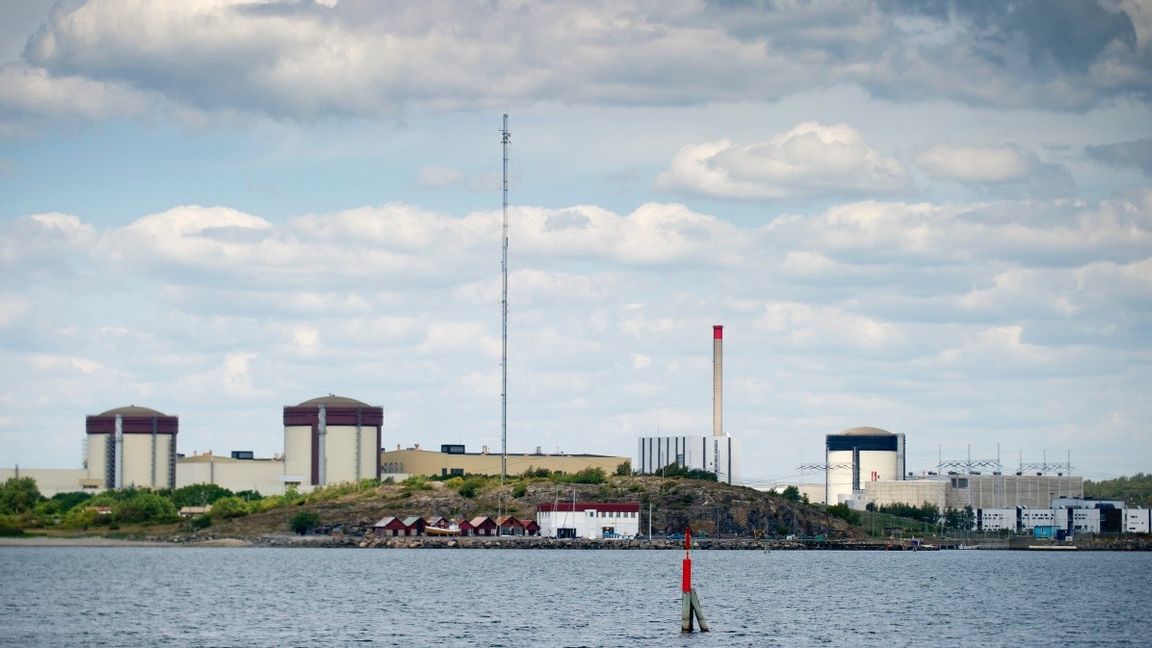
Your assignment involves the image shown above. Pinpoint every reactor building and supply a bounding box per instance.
[636,325,738,484]
[85,405,179,490]
[282,394,383,488]
[825,426,906,505]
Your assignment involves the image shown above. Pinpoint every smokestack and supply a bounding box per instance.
[713,325,723,437]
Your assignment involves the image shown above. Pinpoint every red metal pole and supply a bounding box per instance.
[682,527,692,592]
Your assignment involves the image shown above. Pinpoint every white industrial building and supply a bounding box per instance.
[635,325,739,484]
[535,502,641,539]
[1125,509,1150,533]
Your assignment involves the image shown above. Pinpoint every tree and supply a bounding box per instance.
[113,492,178,524]
[171,483,234,508]
[0,477,42,514]
[290,510,320,535]
[615,461,632,476]
[781,486,801,502]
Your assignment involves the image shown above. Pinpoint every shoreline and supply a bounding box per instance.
[4,534,1148,551]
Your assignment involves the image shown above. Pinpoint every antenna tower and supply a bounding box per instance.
[501,114,510,487]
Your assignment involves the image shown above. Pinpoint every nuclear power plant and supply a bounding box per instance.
[635,325,739,483]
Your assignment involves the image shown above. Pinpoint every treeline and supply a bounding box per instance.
[1085,473,1152,507]
[0,477,298,535]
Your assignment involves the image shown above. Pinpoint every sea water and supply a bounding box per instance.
[1,547,1148,647]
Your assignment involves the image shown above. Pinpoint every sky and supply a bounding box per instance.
[1,0,1149,485]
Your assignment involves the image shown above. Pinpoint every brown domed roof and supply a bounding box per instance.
[836,426,893,436]
[296,394,370,408]
[98,405,168,417]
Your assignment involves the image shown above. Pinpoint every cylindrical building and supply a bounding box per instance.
[85,405,178,490]
[283,395,383,487]
[826,426,905,505]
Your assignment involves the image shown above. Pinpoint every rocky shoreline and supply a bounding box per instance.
[6,534,1149,551]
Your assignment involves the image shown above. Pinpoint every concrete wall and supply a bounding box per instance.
[0,468,92,497]
[861,479,947,511]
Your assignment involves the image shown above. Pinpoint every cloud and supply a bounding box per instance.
[916,144,1037,183]
[2,191,1149,476]
[1,0,1147,131]
[656,122,908,200]
[914,143,1077,197]
[1084,138,1152,174]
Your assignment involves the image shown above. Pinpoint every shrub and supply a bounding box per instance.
[290,510,320,535]
[512,482,527,498]
[171,484,234,508]
[190,515,212,530]
[62,507,102,530]
[113,493,178,524]
[209,496,250,519]
[615,461,631,476]
[557,467,606,485]
[826,503,860,526]
[0,477,42,514]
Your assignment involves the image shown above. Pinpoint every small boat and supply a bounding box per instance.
[1027,544,1078,551]
[425,525,461,536]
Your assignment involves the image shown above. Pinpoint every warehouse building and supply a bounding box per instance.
[380,444,628,478]
[536,502,641,539]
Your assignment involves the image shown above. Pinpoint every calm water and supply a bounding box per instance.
[1,547,1148,647]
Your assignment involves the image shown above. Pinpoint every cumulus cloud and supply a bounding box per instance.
[0,0,1147,131]
[656,122,908,200]
[2,192,1149,475]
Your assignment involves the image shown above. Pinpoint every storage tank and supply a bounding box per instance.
[826,426,905,505]
[85,405,178,489]
[283,395,383,487]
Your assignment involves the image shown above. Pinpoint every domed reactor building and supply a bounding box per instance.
[85,405,179,490]
[826,426,905,505]
[283,395,383,488]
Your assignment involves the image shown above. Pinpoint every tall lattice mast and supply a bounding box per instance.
[501,114,510,487]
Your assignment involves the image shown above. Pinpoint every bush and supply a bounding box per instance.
[0,477,42,514]
[62,507,102,530]
[290,510,320,535]
[209,496,250,519]
[557,467,606,485]
[113,493,178,524]
[458,477,487,498]
[512,482,527,498]
[826,503,860,526]
[170,483,233,508]
[781,486,801,502]
[615,461,631,476]
[190,514,212,530]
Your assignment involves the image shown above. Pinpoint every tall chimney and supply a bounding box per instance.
[713,325,723,437]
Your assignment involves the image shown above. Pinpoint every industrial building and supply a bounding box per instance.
[282,395,383,488]
[856,473,1085,511]
[379,444,628,478]
[535,502,641,539]
[825,426,906,505]
[85,405,179,490]
[974,499,1136,536]
[635,325,739,483]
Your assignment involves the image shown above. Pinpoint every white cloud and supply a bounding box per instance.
[916,144,1036,183]
[2,0,1145,131]
[656,122,908,200]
